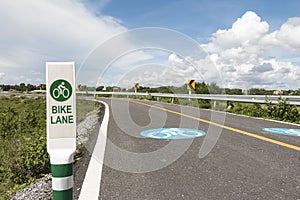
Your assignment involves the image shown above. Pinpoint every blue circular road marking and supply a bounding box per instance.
[262,128,300,137]
[141,128,206,140]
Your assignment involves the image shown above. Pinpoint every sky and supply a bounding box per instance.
[0,0,300,90]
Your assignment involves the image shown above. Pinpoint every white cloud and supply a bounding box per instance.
[106,53,201,88]
[202,11,269,52]
[119,53,222,88]
[168,53,184,65]
[199,11,300,90]
[0,0,126,84]
[0,73,5,79]
[262,17,300,51]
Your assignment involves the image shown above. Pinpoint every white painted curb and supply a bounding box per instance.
[79,100,109,200]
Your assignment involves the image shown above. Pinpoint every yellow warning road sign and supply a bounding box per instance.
[134,83,140,90]
[187,80,196,90]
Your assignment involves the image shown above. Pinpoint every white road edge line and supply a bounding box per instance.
[79,100,109,200]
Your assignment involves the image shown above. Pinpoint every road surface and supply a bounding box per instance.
[77,98,300,199]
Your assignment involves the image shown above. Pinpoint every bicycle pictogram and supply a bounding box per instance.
[141,128,206,140]
[52,82,70,99]
[50,79,72,102]
[263,128,300,137]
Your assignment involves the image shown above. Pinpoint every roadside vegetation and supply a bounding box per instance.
[0,96,98,199]
[0,97,48,198]
[129,95,300,124]
[227,98,300,124]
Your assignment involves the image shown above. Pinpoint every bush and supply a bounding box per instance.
[265,97,300,123]
[227,98,300,124]
[0,97,49,197]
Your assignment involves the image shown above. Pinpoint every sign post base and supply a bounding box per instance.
[49,150,75,200]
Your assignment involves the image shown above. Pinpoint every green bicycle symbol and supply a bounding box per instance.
[50,79,72,102]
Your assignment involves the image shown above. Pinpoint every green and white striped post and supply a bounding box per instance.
[46,62,76,200]
[51,158,74,199]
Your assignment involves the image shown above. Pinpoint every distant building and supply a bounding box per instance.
[273,90,283,95]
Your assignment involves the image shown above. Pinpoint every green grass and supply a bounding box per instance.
[76,98,100,122]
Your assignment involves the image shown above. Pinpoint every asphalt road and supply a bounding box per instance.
[79,98,300,200]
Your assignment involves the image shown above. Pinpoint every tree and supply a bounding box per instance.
[19,83,26,91]
[26,84,36,91]
[208,82,223,94]
[225,88,243,95]
[248,88,273,95]
[96,86,104,91]
[195,81,209,94]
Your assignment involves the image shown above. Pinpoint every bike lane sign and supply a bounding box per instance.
[46,62,76,146]
[46,62,76,199]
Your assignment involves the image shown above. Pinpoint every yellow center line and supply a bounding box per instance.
[131,99,300,152]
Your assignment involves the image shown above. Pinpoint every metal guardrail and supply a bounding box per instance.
[74,91,300,106]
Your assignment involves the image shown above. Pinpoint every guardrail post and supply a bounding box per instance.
[213,100,217,108]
